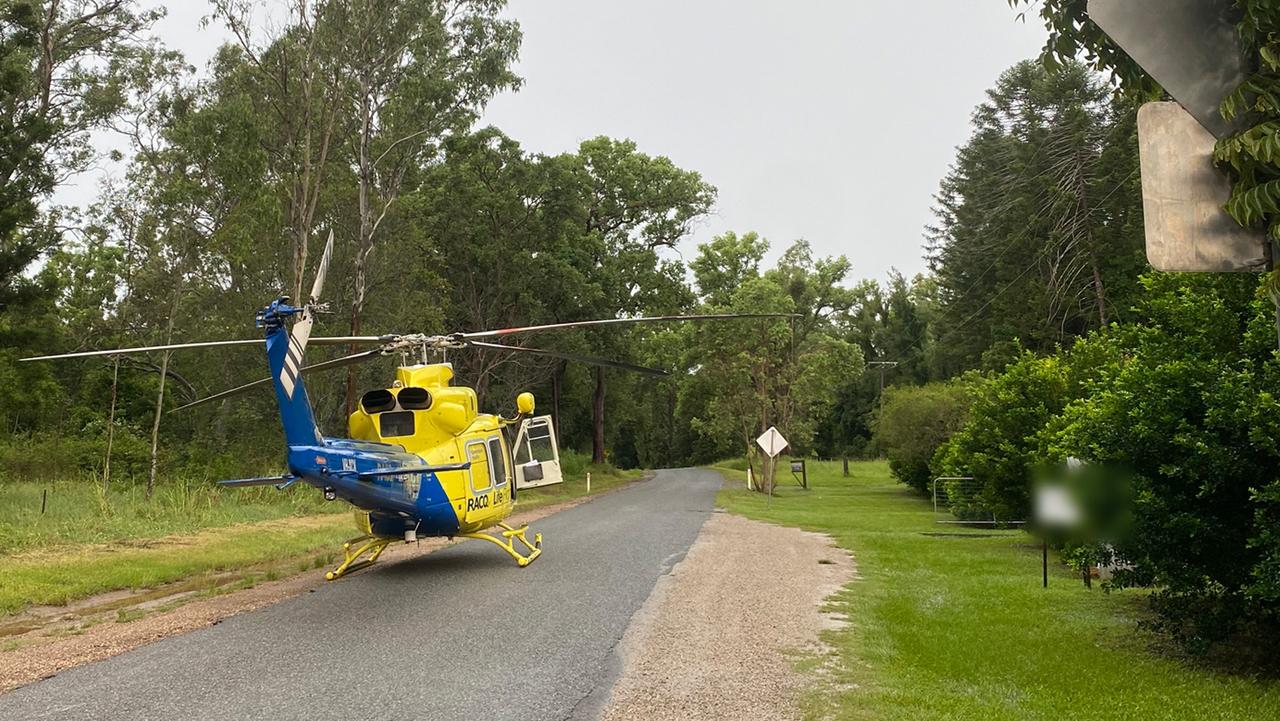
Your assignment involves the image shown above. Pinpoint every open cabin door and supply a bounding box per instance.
[513,415,563,490]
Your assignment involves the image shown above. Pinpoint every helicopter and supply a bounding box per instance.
[23,233,787,579]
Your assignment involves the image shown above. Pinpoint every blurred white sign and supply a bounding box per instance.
[1035,484,1083,529]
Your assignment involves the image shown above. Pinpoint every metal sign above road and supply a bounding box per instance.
[756,426,789,458]
[1089,0,1249,139]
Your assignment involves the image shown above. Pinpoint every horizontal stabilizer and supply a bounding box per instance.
[218,474,297,488]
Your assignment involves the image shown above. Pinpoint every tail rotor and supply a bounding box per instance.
[279,230,334,399]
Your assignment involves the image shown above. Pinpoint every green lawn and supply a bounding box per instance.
[0,460,639,619]
[716,460,1280,721]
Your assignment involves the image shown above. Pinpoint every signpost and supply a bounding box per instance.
[755,426,789,497]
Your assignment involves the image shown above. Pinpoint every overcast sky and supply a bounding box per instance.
[63,1,1047,283]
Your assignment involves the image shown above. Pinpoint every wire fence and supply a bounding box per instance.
[931,476,1026,527]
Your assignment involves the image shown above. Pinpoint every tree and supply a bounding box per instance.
[210,0,347,304]
[690,230,767,305]
[686,236,864,491]
[1006,0,1280,343]
[327,0,521,414]
[568,137,715,463]
[926,61,1144,374]
[1,0,162,311]
[875,381,969,493]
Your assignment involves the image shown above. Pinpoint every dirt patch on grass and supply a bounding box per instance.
[598,511,855,721]
[0,496,594,694]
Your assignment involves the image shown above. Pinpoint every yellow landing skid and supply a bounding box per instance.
[325,534,393,580]
[461,522,543,567]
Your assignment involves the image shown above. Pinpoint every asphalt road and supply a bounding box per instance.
[0,468,722,721]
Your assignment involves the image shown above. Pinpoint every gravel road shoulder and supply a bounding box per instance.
[597,510,855,721]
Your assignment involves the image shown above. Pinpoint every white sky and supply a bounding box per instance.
[57,1,1047,283]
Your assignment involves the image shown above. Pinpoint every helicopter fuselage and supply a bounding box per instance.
[254,298,520,543]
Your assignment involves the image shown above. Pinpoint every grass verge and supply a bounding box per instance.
[715,459,1280,721]
[1,460,640,620]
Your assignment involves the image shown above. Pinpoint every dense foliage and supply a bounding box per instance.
[931,274,1280,650]
[873,381,968,494]
[926,60,1146,374]
[0,1,868,490]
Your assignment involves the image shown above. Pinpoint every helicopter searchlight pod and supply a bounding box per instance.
[21,230,792,580]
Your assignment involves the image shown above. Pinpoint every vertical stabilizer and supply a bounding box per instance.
[265,319,324,447]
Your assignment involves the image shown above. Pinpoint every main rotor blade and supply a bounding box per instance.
[19,335,390,362]
[309,335,398,345]
[468,340,669,376]
[20,339,267,362]
[460,313,796,340]
[174,348,389,412]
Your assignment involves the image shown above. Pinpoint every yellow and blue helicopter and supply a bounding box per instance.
[25,234,782,579]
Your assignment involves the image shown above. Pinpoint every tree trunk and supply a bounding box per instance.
[147,350,171,500]
[592,366,606,464]
[147,292,181,500]
[666,385,676,467]
[103,356,119,492]
[1089,249,1107,327]
[550,361,563,444]
[291,223,308,304]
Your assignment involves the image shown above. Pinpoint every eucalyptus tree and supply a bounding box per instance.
[684,235,863,489]
[209,0,348,305]
[324,0,521,413]
[1,0,162,317]
[567,137,714,462]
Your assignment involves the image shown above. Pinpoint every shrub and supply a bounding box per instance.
[933,353,1071,520]
[937,272,1280,652]
[874,381,969,493]
[1045,274,1280,650]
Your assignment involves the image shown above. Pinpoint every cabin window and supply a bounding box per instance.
[488,436,507,487]
[467,441,492,494]
[379,411,415,438]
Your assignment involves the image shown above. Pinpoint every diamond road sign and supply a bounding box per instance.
[756,426,789,458]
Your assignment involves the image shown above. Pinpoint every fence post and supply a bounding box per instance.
[842,456,849,476]
[41,488,48,514]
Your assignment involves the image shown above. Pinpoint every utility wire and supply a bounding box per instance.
[931,166,1140,349]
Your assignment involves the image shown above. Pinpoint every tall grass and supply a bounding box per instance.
[1,475,341,555]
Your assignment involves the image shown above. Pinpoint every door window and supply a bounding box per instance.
[467,441,492,494]
[528,421,555,461]
[487,436,507,487]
